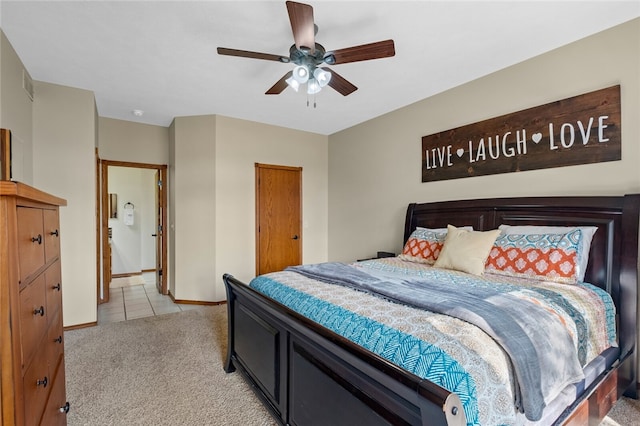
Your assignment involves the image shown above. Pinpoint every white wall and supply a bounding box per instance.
[141,169,156,270]
[108,166,156,275]
[328,18,640,262]
[32,81,97,327]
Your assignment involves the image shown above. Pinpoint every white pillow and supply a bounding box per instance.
[498,225,597,282]
[434,225,501,275]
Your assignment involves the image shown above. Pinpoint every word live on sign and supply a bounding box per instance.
[421,85,621,182]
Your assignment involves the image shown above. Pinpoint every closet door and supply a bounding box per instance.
[255,163,302,275]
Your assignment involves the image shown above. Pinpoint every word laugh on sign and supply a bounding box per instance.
[421,86,621,182]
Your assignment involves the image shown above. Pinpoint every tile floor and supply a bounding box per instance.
[98,272,206,324]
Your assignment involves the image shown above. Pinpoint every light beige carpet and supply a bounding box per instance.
[64,306,276,425]
[110,275,146,288]
[64,305,639,426]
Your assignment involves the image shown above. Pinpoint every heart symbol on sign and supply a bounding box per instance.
[532,133,543,143]
[456,148,465,157]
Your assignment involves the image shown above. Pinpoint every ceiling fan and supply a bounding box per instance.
[217,1,395,97]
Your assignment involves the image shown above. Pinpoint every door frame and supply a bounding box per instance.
[97,159,168,304]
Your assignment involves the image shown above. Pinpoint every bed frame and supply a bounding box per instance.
[223,195,639,426]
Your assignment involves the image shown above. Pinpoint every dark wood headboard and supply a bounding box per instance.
[404,195,639,392]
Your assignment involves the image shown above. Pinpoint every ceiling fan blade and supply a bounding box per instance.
[217,47,289,63]
[322,67,357,96]
[324,39,395,65]
[286,1,315,53]
[266,71,293,95]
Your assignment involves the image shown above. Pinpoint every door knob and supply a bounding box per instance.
[292,235,299,240]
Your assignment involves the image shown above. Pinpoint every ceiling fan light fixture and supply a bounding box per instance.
[307,78,321,95]
[217,1,395,98]
[285,76,300,92]
[313,68,331,87]
[292,65,309,83]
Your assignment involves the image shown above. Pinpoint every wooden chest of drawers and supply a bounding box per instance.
[0,182,68,425]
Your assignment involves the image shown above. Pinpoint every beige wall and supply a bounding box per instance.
[98,117,169,165]
[1,30,99,327]
[170,115,216,301]
[168,120,176,296]
[98,117,170,298]
[32,81,97,327]
[168,115,329,302]
[328,18,640,379]
[0,31,33,183]
[215,115,329,296]
[328,18,640,262]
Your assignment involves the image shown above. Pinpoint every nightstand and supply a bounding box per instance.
[357,251,396,261]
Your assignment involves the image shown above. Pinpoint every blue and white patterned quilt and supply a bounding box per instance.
[249,257,616,426]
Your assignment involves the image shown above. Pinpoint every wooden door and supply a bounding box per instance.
[255,163,302,275]
[154,169,168,295]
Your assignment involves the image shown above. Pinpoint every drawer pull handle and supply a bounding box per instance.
[31,234,42,244]
[55,335,63,344]
[36,376,48,388]
[33,306,45,316]
[50,229,59,237]
[59,401,70,414]
[53,283,61,291]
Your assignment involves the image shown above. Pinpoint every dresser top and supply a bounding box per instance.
[0,181,67,206]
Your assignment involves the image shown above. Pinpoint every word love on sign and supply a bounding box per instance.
[422,85,621,182]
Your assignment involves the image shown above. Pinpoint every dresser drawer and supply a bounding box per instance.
[43,208,61,264]
[20,273,49,369]
[17,207,46,284]
[47,310,65,368]
[45,261,63,319]
[42,358,68,426]
[23,344,51,426]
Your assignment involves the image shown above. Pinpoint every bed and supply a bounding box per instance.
[223,195,638,425]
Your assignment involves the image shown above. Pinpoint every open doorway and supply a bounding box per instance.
[97,159,168,305]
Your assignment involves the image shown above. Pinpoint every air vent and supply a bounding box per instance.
[22,69,34,101]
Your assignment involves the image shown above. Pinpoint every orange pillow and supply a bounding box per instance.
[485,229,584,283]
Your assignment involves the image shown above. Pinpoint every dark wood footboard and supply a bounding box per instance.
[223,273,467,426]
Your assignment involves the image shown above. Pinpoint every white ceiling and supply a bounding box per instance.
[1,1,638,135]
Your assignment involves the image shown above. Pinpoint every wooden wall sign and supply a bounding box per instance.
[422,85,621,182]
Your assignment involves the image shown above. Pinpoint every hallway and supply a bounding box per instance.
[98,272,206,324]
